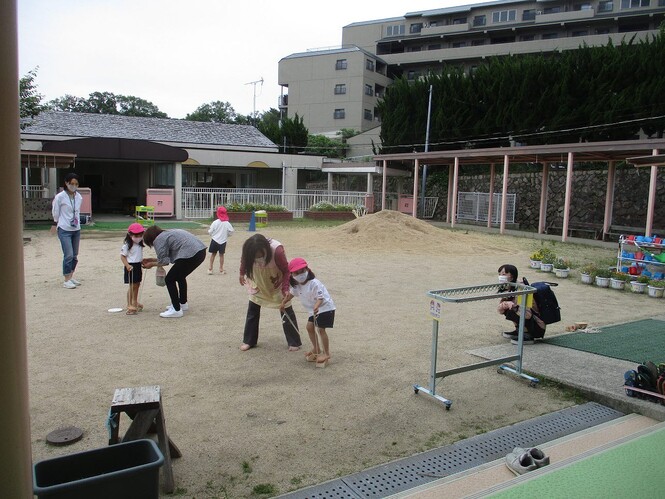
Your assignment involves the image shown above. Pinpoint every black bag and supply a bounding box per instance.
[525,280,561,325]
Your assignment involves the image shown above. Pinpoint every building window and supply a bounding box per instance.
[492,10,516,23]
[473,15,486,26]
[365,84,374,96]
[155,164,174,187]
[621,0,650,7]
[572,30,589,36]
[452,17,467,24]
[428,43,442,50]
[386,24,405,36]
[334,109,345,119]
[429,20,439,27]
[364,109,373,121]
[543,6,562,14]
[574,3,593,10]
[598,1,614,11]
[542,32,559,39]
[452,41,467,48]
[407,70,416,80]
[521,34,536,41]
[409,23,423,33]
[366,59,375,71]
[523,9,536,21]
[408,46,422,52]
[334,84,346,95]
[335,59,347,70]
[471,39,485,46]
[596,27,611,34]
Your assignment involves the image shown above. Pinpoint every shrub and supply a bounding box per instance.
[308,202,357,212]
[224,203,287,213]
[648,279,665,288]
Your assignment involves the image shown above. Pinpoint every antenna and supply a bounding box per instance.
[245,77,264,124]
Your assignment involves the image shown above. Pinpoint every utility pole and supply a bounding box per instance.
[420,85,433,216]
[245,77,263,125]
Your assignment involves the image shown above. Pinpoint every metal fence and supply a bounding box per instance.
[21,185,47,199]
[182,188,372,219]
[456,192,516,224]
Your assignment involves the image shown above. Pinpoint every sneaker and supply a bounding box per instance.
[505,450,537,475]
[180,302,189,311]
[70,278,81,286]
[160,308,183,318]
[511,334,535,345]
[502,331,518,340]
[512,447,550,467]
[63,280,77,289]
[207,269,213,275]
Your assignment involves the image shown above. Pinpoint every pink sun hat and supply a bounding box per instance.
[217,206,229,222]
[128,222,145,234]
[288,257,308,273]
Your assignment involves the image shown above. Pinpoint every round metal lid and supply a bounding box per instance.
[46,426,83,446]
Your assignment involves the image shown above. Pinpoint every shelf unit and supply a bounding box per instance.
[616,235,665,280]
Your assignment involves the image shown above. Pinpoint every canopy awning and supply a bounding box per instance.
[21,150,76,169]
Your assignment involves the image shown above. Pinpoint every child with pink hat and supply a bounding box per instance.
[120,223,145,315]
[207,206,234,275]
[281,257,336,365]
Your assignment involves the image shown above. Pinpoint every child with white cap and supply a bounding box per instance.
[281,257,336,365]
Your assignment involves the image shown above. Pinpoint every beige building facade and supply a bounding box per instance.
[278,0,665,139]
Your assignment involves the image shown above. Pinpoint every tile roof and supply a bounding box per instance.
[21,111,277,149]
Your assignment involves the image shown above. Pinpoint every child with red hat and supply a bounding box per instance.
[281,257,336,365]
[120,223,145,315]
[207,206,234,275]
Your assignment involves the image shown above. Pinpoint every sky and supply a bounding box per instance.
[18,0,464,119]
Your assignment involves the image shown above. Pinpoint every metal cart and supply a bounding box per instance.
[415,282,539,410]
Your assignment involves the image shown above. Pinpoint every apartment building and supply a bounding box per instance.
[278,0,665,137]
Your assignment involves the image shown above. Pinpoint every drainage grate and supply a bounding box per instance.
[278,402,623,499]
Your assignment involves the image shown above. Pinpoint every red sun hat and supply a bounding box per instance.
[217,206,229,222]
[288,257,308,273]
[128,223,145,234]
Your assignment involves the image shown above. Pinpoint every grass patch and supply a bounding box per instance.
[252,483,277,495]
[241,460,253,474]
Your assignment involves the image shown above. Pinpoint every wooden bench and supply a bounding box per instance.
[546,222,604,240]
[108,385,181,493]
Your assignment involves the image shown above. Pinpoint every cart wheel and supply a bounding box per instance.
[529,381,538,388]
[445,403,451,411]
[497,367,503,374]
[413,386,419,394]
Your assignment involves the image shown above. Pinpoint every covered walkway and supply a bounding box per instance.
[375,139,665,241]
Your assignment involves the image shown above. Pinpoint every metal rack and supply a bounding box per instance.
[415,282,538,410]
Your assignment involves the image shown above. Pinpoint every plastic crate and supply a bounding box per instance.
[33,439,164,499]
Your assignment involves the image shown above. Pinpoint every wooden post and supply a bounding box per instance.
[561,152,575,243]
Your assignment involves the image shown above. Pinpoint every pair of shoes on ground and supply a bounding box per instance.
[502,330,537,345]
[505,447,550,475]
[159,302,188,318]
[208,269,226,275]
[63,278,81,289]
[304,350,331,364]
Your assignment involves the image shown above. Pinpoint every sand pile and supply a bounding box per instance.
[323,210,454,251]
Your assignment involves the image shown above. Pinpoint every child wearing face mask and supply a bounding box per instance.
[120,223,145,315]
[281,257,336,365]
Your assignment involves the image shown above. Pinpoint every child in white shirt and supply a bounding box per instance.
[120,223,145,315]
[281,257,336,365]
[207,206,234,274]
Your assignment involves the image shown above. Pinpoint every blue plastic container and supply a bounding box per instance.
[33,439,164,499]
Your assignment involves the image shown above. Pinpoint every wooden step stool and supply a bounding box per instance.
[108,385,181,493]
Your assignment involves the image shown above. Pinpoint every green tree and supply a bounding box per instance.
[49,91,167,117]
[256,108,282,144]
[19,67,45,122]
[185,101,237,123]
[305,135,345,158]
[280,113,308,153]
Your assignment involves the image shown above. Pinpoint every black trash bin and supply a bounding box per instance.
[33,439,164,499]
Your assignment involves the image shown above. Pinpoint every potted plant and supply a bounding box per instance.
[540,252,556,273]
[579,263,596,284]
[594,267,612,288]
[647,279,665,298]
[609,271,629,291]
[630,275,650,294]
[529,250,543,269]
[553,258,571,278]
